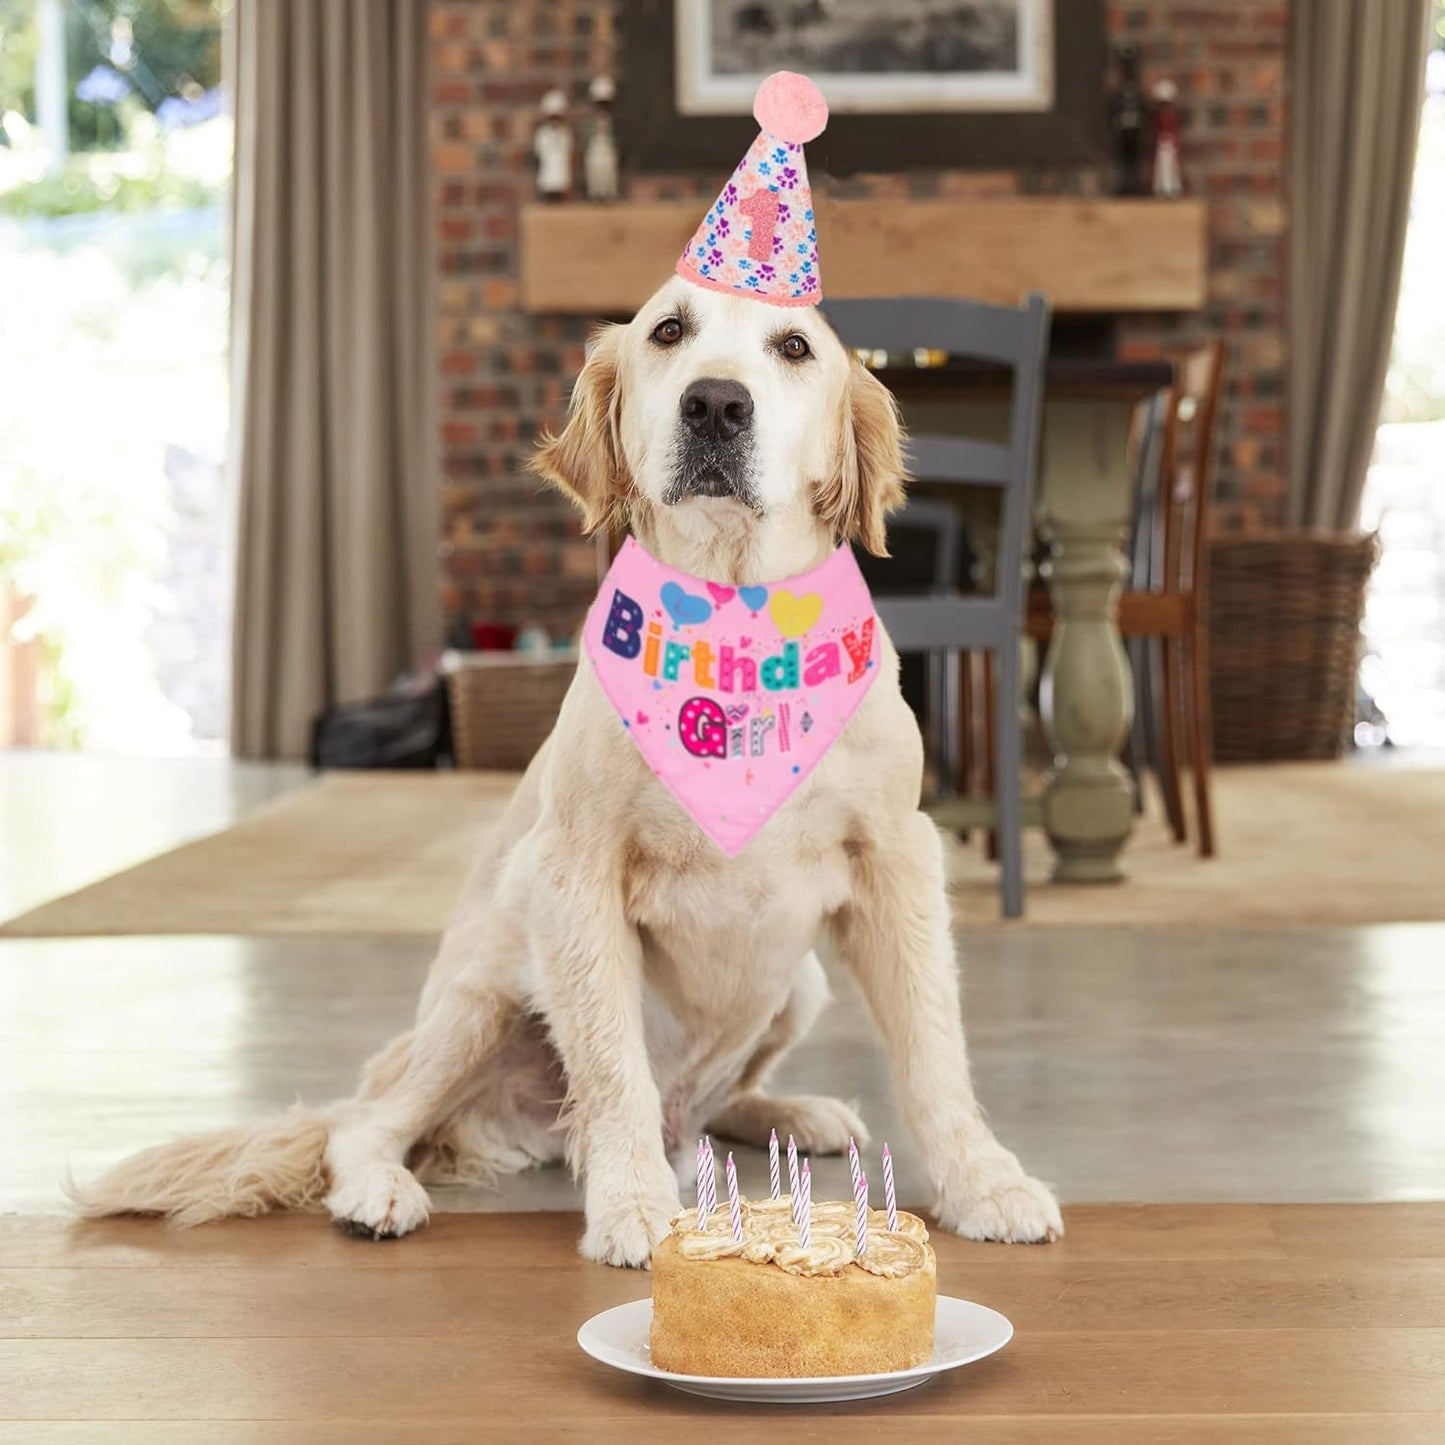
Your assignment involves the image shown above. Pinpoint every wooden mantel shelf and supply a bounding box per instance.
[520,197,1207,315]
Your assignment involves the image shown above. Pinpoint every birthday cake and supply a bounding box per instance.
[650,1172,936,1378]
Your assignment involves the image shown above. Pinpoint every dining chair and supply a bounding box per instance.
[868,497,968,794]
[825,293,1052,918]
[1028,340,1226,856]
[1124,388,1176,821]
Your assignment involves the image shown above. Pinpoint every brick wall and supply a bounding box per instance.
[431,0,1289,638]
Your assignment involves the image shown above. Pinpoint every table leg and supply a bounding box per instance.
[1035,403,1136,883]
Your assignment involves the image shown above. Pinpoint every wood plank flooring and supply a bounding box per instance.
[10,925,1445,1216]
[3,1206,1442,1440]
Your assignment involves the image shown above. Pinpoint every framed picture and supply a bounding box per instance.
[617,0,1108,175]
[675,0,1054,117]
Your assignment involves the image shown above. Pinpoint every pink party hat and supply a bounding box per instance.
[676,72,828,307]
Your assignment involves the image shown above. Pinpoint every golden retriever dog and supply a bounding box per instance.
[74,276,1062,1265]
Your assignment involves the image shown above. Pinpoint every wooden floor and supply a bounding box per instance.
[3,1205,1443,1441]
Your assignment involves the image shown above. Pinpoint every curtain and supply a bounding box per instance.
[1288,0,1432,531]
[228,0,438,759]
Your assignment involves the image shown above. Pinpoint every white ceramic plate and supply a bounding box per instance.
[577,1295,1013,1404]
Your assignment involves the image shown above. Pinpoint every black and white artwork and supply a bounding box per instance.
[676,0,1055,115]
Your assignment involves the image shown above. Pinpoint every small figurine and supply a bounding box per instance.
[584,75,620,203]
[1151,80,1184,198]
[534,89,573,202]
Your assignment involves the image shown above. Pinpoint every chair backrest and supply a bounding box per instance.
[1158,339,1227,599]
[1127,386,1177,593]
[824,294,1052,648]
[883,497,964,594]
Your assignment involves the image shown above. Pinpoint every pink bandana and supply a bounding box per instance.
[584,538,880,855]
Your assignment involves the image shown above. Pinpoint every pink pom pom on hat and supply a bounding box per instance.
[676,71,828,307]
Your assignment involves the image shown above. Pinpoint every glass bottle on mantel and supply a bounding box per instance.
[584,75,620,203]
[1151,80,1184,198]
[1110,42,1149,196]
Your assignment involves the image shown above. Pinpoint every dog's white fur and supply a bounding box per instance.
[72,278,1061,1263]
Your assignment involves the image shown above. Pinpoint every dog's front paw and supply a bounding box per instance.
[710,1092,867,1154]
[327,1162,431,1240]
[935,1144,1062,1244]
[581,1161,680,1268]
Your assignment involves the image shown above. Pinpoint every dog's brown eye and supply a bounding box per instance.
[780,334,811,360]
[652,318,684,347]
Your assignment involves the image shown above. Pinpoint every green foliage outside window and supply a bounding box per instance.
[0,0,222,152]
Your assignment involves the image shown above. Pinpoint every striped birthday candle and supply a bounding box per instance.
[799,1159,812,1249]
[847,1137,862,1197]
[881,1141,898,1232]
[855,1169,868,1256]
[769,1128,781,1200]
[726,1151,743,1242]
[702,1136,717,1228]
[787,1134,800,1226]
[695,1138,708,1228]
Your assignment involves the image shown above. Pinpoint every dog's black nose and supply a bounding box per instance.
[680,378,754,441]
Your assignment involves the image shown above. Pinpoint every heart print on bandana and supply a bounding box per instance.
[584,537,879,855]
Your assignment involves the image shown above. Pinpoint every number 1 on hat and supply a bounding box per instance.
[740,190,780,263]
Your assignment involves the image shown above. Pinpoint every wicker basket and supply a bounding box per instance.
[444,650,578,770]
[1207,532,1378,762]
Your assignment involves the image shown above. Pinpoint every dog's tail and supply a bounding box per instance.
[65,1105,334,1226]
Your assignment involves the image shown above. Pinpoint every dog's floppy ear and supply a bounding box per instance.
[531,324,630,534]
[816,357,907,557]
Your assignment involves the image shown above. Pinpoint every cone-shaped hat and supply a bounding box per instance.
[676,72,828,307]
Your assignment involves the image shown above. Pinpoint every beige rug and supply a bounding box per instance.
[1,772,516,938]
[4,763,1441,936]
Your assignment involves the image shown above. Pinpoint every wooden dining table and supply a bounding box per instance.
[880,357,1176,885]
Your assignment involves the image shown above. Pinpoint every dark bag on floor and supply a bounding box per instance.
[309,677,452,770]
